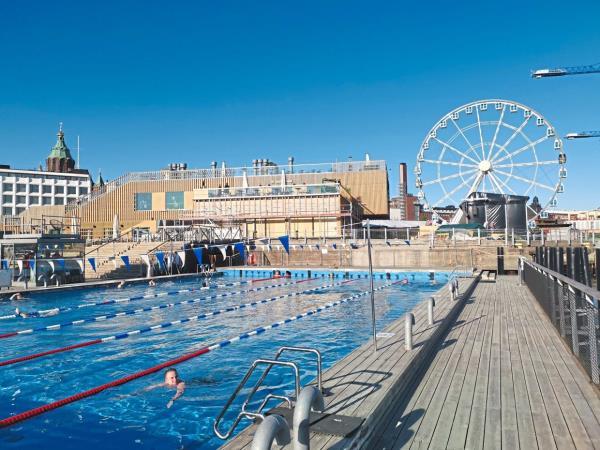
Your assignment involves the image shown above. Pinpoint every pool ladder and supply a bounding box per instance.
[213,346,322,441]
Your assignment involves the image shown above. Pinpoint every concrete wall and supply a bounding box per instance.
[251,244,528,271]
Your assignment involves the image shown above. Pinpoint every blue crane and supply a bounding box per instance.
[532,62,600,139]
[565,131,600,139]
[531,62,600,78]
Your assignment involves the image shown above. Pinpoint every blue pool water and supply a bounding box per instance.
[0,270,447,449]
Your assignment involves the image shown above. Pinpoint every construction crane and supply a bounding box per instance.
[532,62,600,139]
[565,131,600,139]
[531,62,600,78]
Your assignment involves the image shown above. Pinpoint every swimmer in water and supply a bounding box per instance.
[15,307,59,318]
[10,293,25,301]
[163,368,185,408]
[401,278,409,285]
[117,281,126,289]
[145,367,186,408]
[148,280,156,287]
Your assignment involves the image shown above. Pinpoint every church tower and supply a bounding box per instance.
[46,123,76,173]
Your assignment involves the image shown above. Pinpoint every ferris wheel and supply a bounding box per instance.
[415,99,567,223]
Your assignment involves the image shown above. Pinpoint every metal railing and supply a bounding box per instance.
[214,346,323,441]
[521,258,599,384]
[214,359,300,440]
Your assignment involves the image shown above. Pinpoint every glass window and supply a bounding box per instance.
[165,191,184,210]
[15,195,26,204]
[29,184,39,193]
[2,194,12,203]
[3,183,13,192]
[54,197,64,205]
[2,207,12,215]
[16,184,26,192]
[42,197,52,205]
[29,196,39,205]
[135,192,152,211]
[42,185,52,194]
[80,187,88,195]
[67,186,77,195]
[15,207,25,215]
[55,186,64,194]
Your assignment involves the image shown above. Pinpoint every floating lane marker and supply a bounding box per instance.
[0,279,349,365]
[0,280,257,321]
[0,279,351,365]
[0,278,317,339]
[0,280,399,427]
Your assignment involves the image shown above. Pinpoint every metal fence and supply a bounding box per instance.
[521,259,599,384]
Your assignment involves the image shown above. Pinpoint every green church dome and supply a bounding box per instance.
[48,123,73,159]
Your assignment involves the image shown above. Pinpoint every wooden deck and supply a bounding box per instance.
[221,275,600,450]
[372,276,600,450]
[221,276,480,449]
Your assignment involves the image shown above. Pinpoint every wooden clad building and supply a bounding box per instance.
[68,159,389,240]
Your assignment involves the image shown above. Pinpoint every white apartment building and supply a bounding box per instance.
[0,165,91,217]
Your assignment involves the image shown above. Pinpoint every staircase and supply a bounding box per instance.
[84,241,169,280]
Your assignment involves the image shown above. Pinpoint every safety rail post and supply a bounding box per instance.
[427,297,435,325]
[251,415,291,450]
[597,248,600,291]
[583,247,592,287]
[293,386,325,450]
[587,301,599,384]
[405,313,416,351]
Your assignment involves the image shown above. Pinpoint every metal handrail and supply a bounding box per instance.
[448,265,471,280]
[522,258,599,308]
[521,257,599,384]
[256,394,293,414]
[213,359,300,440]
[242,347,323,415]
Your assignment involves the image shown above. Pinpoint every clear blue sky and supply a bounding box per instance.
[1,0,599,209]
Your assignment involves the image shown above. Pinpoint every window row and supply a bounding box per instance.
[2,207,26,215]
[1,196,67,205]
[1,184,87,195]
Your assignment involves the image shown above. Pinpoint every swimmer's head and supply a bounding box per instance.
[164,368,179,386]
[14,307,20,315]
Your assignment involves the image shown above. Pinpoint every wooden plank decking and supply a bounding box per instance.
[221,275,600,450]
[221,276,479,449]
[372,276,600,450]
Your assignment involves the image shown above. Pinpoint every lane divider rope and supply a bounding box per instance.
[0,278,316,339]
[0,280,399,428]
[0,279,349,365]
[0,277,283,321]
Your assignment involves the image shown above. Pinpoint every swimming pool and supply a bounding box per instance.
[0,270,447,449]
